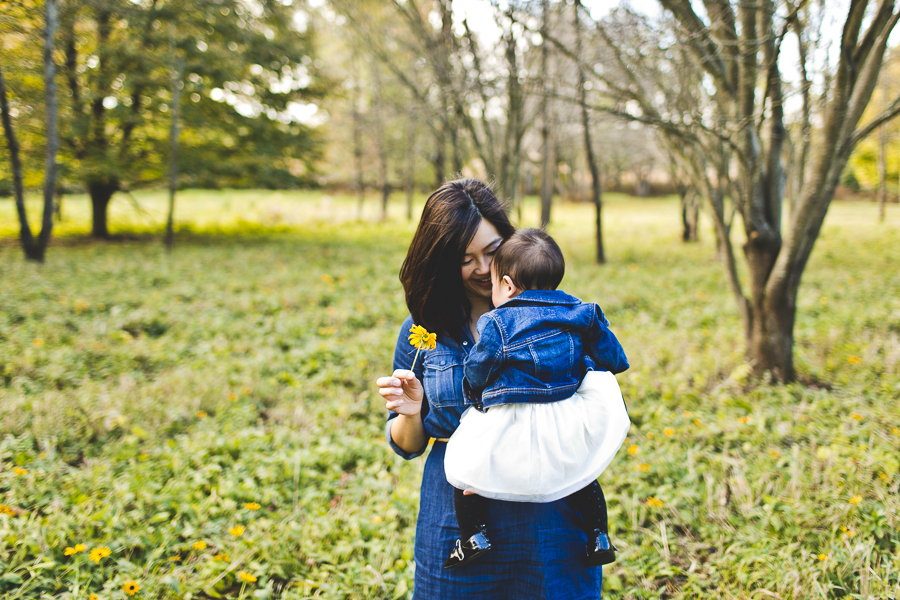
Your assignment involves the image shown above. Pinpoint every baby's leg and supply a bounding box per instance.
[444,488,493,569]
[566,481,616,566]
[453,488,489,539]
[565,480,608,532]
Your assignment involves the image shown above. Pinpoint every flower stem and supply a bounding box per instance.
[410,343,423,371]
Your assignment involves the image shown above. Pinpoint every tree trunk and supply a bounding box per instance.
[574,0,604,264]
[0,1,58,262]
[166,54,184,251]
[406,108,416,222]
[539,0,553,228]
[749,287,796,382]
[879,122,887,223]
[681,186,699,242]
[88,180,118,238]
[351,50,365,219]
[371,59,390,220]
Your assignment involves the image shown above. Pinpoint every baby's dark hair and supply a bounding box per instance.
[491,228,565,291]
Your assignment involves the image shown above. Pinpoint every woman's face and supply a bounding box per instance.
[461,219,503,304]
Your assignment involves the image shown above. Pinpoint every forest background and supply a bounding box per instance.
[2,0,900,598]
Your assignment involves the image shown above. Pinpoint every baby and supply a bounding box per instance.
[443,228,630,569]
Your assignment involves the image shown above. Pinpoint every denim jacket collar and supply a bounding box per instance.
[496,289,581,309]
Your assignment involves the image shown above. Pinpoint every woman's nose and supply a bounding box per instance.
[474,255,491,274]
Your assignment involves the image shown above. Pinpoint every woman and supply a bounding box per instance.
[376,179,604,599]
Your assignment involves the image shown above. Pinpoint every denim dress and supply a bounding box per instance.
[386,316,603,599]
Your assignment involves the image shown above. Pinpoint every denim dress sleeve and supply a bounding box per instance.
[584,304,629,375]
[385,316,469,459]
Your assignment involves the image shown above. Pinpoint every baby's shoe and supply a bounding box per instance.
[443,527,492,569]
[586,529,616,566]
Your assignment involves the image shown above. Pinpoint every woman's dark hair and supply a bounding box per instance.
[400,179,515,341]
[491,228,565,291]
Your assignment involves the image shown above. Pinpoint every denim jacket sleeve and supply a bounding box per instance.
[384,316,429,460]
[586,304,630,374]
[462,314,503,402]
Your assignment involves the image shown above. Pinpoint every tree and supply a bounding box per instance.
[0,0,59,262]
[47,0,323,238]
[539,0,900,381]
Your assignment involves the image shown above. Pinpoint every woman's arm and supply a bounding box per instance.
[379,369,428,454]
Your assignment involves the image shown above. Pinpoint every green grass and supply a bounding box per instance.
[1,191,899,598]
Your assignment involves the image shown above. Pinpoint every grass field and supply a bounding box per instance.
[1,190,899,599]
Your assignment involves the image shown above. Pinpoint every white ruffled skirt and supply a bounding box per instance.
[444,370,630,503]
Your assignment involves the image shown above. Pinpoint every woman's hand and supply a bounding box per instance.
[377,369,424,416]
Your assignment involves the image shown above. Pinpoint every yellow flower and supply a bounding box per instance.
[90,594,99,600]
[320,274,334,284]
[89,547,111,563]
[228,393,237,401]
[637,463,650,472]
[408,325,437,351]
[196,410,208,419]
[646,497,665,508]
[213,553,230,562]
[646,432,654,439]
[880,472,889,481]
[682,411,690,417]
[847,355,861,364]
[238,572,257,583]
[627,445,638,455]
[32,338,44,348]
[0,504,18,516]
[850,413,863,421]
[64,547,79,556]
[817,553,828,561]
[229,525,245,537]
[840,526,854,536]
[192,541,207,550]
[663,428,674,436]
[244,502,261,511]
[122,581,140,596]
[769,450,780,458]
[738,416,749,424]
[693,418,702,426]
[849,495,861,505]
[168,555,181,562]
[13,467,27,475]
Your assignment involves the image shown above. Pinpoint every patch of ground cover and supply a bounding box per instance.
[0,193,898,598]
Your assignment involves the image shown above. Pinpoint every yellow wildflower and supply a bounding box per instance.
[213,553,230,562]
[693,418,702,426]
[646,497,665,508]
[122,581,140,596]
[637,463,650,472]
[32,338,44,348]
[847,355,861,364]
[880,472,889,481]
[244,502,261,511]
[738,416,749,424]
[90,594,99,600]
[229,525,245,537]
[817,553,828,561]
[238,572,257,583]
[849,495,861,505]
[192,541,207,550]
[646,432,654,439]
[168,555,181,562]
[840,526,854,536]
[682,411,690,417]
[320,274,334,284]
[627,445,638,455]
[64,547,79,556]
[13,467,27,475]
[769,450,780,458]
[228,393,237,401]
[663,428,674,436]
[196,411,208,419]
[850,413,863,421]
[407,324,437,370]
[89,547,111,563]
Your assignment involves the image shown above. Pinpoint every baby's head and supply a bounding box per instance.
[490,228,565,307]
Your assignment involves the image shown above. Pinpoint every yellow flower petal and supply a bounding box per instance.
[239,572,257,583]
[192,541,207,550]
[229,525,245,537]
[122,581,140,596]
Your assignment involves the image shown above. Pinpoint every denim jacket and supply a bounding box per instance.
[386,315,476,459]
[464,289,629,410]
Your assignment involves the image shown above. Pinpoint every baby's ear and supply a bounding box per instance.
[502,275,519,297]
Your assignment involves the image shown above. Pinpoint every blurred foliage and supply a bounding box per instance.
[0,0,326,209]
[0,193,899,598]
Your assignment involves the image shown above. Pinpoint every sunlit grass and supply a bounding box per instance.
[0,191,898,598]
